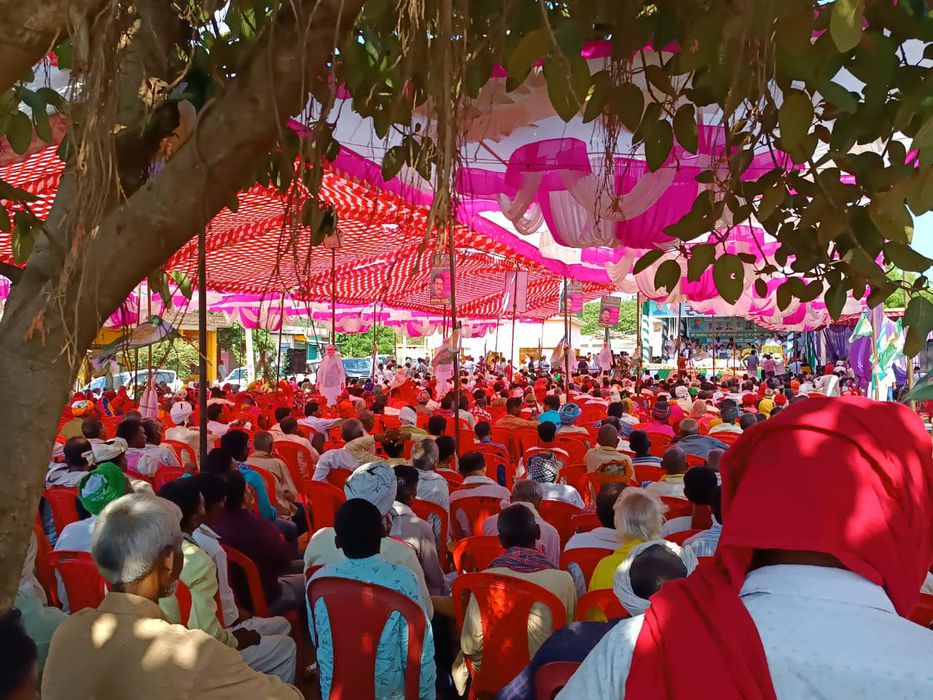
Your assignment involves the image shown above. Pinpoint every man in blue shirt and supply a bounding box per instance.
[309,499,436,699]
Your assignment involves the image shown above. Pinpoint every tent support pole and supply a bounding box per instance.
[275,292,285,382]
[636,292,643,378]
[448,225,461,459]
[563,278,571,393]
[330,249,337,341]
[510,271,518,372]
[197,226,208,464]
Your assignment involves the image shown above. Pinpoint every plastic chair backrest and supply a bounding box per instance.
[664,528,702,545]
[517,427,540,454]
[452,572,568,696]
[48,550,107,612]
[450,496,502,539]
[645,433,672,457]
[411,499,449,560]
[326,468,353,489]
[451,535,504,573]
[164,439,197,466]
[153,466,187,492]
[275,440,315,483]
[685,453,706,467]
[691,504,713,529]
[32,520,58,606]
[569,512,601,534]
[909,593,933,628]
[221,544,270,617]
[490,427,521,463]
[713,430,742,445]
[584,471,633,504]
[302,481,347,534]
[557,463,589,498]
[633,463,665,483]
[553,436,587,466]
[307,576,427,699]
[42,486,80,534]
[538,500,584,546]
[559,547,612,589]
[576,589,629,622]
[244,464,283,509]
[439,469,464,489]
[174,580,193,625]
[661,497,693,520]
[472,444,514,490]
[534,661,581,700]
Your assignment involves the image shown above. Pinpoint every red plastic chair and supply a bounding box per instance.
[557,463,589,503]
[664,528,702,545]
[909,593,933,628]
[661,497,693,520]
[691,504,713,529]
[307,576,428,699]
[576,589,629,622]
[153,466,187,492]
[244,464,283,508]
[490,427,521,464]
[569,512,601,534]
[326,468,353,489]
[584,471,633,505]
[174,580,193,626]
[646,433,673,458]
[451,535,504,574]
[517,427,540,454]
[452,572,568,698]
[534,661,581,700]
[439,469,464,489]
[633,463,665,483]
[32,520,58,606]
[450,496,502,539]
[42,486,81,534]
[164,439,198,466]
[685,453,706,467]
[713,431,742,446]
[559,547,613,589]
[553,436,587,466]
[472,444,514,490]
[411,499,449,566]
[538,500,583,547]
[48,550,107,612]
[301,481,347,534]
[275,440,316,484]
[221,544,272,616]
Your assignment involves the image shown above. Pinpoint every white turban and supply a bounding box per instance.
[344,460,397,516]
[398,407,418,426]
[171,401,194,425]
[83,437,128,465]
[612,539,698,616]
[674,386,689,400]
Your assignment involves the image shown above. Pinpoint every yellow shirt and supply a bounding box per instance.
[42,592,301,700]
[588,538,646,592]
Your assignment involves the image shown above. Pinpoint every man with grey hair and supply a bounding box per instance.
[480,479,561,566]
[312,418,367,482]
[42,494,301,699]
[411,437,449,513]
[671,418,728,459]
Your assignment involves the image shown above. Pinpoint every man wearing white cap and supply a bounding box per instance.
[316,344,346,407]
[165,401,201,463]
[304,460,432,617]
[398,406,429,440]
[84,437,155,496]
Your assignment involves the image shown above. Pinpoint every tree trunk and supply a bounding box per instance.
[0,0,365,612]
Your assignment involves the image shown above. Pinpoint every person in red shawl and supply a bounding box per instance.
[558,396,933,698]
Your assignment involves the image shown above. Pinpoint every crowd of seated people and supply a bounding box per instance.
[11,362,933,699]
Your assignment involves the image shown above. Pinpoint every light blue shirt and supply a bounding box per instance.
[309,555,436,699]
[236,463,276,521]
[683,521,722,559]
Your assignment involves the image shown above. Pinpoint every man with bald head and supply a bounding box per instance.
[645,446,689,499]
[583,423,634,481]
[312,419,367,482]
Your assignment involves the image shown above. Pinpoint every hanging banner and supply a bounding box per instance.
[567,281,584,313]
[429,253,451,301]
[598,296,621,327]
[502,270,529,314]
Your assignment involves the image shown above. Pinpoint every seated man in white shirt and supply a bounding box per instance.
[206,403,231,438]
[165,401,201,465]
[312,419,367,482]
[297,400,342,436]
[482,480,561,566]
[449,451,511,504]
[141,418,180,468]
[708,401,742,435]
[390,465,446,595]
[644,446,688,500]
[117,418,161,477]
[558,397,933,699]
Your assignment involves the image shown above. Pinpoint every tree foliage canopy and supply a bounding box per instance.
[335,325,397,357]
[580,299,638,337]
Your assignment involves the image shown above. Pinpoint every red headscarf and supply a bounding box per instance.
[625,396,933,699]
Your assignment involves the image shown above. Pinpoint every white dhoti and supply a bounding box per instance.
[234,615,298,684]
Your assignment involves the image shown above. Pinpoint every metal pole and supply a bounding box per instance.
[275,293,285,382]
[330,248,337,340]
[448,227,461,457]
[509,271,518,372]
[635,292,643,378]
[197,227,208,464]
[563,278,571,393]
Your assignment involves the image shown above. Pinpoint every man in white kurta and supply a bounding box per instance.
[316,345,346,406]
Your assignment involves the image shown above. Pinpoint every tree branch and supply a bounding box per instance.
[0,0,105,93]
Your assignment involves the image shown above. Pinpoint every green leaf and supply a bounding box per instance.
[583,70,609,123]
[633,249,664,274]
[825,283,847,320]
[11,211,34,264]
[381,145,405,181]
[912,113,933,152]
[553,21,584,57]
[830,0,865,53]
[776,280,794,311]
[0,179,37,202]
[817,78,858,114]
[609,82,644,133]
[543,54,591,122]
[147,270,171,308]
[32,104,52,143]
[644,119,673,172]
[644,64,674,96]
[866,283,896,308]
[778,90,813,149]
[35,87,66,112]
[664,191,719,241]
[754,279,768,297]
[654,259,681,293]
[6,112,32,154]
[904,296,933,356]
[883,242,933,273]
[713,254,744,305]
[757,182,785,221]
[171,271,193,299]
[869,200,913,244]
[507,28,549,85]
[673,104,697,154]
[686,243,715,282]
[0,206,9,232]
